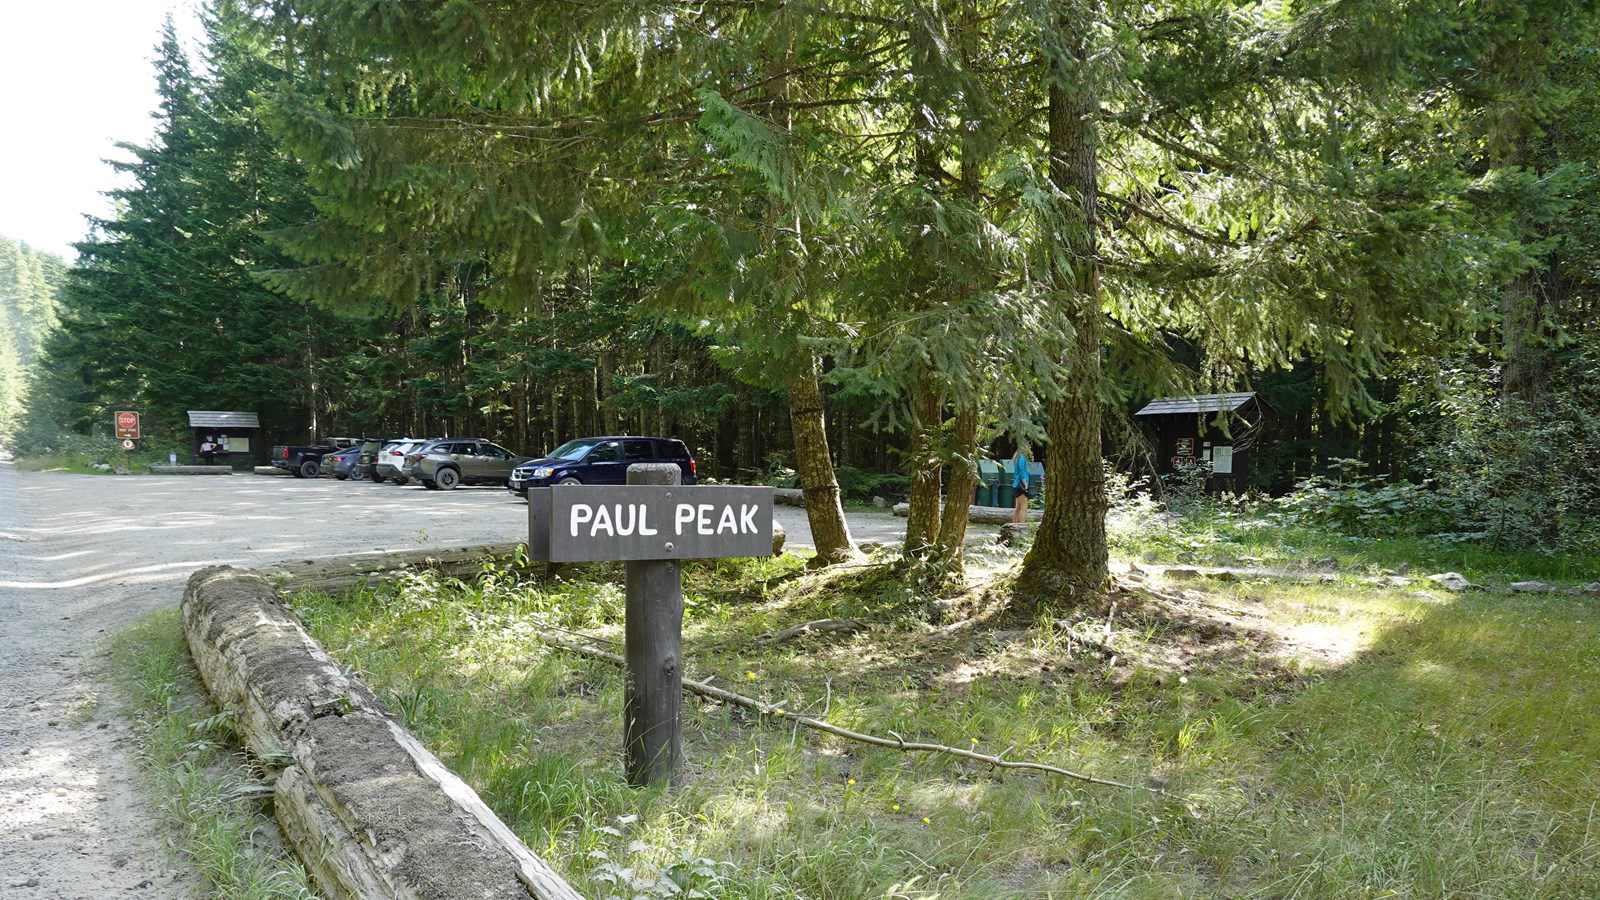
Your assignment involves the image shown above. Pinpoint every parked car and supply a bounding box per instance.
[415,438,531,490]
[269,443,338,478]
[399,438,454,483]
[507,436,697,497]
[325,446,363,481]
[356,437,419,483]
[374,438,430,485]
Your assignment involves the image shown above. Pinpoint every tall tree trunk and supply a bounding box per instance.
[933,18,985,568]
[903,374,945,557]
[901,48,952,560]
[1014,24,1109,612]
[787,353,856,564]
[935,401,980,562]
[1501,267,1556,405]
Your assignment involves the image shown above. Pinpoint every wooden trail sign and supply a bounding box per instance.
[115,410,141,440]
[526,466,774,786]
[526,484,774,563]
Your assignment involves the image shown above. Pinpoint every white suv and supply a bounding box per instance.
[374,439,427,485]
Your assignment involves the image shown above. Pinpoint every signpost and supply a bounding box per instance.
[527,465,774,787]
[115,411,141,470]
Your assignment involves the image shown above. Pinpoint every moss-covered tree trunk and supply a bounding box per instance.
[903,375,945,557]
[787,353,856,565]
[934,401,980,564]
[1014,23,1109,612]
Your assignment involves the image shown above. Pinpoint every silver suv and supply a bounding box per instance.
[416,439,530,490]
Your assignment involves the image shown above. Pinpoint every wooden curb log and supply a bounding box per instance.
[265,542,537,594]
[150,464,234,475]
[893,501,1017,525]
[181,566,582,900]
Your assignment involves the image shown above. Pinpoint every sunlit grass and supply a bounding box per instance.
[106,610,318,899]
[285,525,1600,899]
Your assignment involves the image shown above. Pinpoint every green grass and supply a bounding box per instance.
[282,525,1600,899]
[106,610,319,899]
[1109,499,1599,582]
[16,446,192,474]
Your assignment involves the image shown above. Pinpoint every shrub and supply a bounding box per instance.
[1159,461,1214,517]
[1414,371,1600,552]
[1275,357,1600,553]
[832,465,909,501]
[1274,458,1449,538]
[10,428,123,464]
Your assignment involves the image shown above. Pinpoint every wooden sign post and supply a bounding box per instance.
[527,465,774,787]
[115,411,141,471]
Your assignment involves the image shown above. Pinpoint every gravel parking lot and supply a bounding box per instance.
[0,461,914,897]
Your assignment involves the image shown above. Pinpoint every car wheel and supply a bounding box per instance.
[436,468,460,490]
[350,469,366,481]
[391,476,410,486]
[370,473,389,485]
[299,460,320,478]
[557,476,582,485]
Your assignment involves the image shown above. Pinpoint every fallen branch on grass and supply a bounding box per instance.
[536,633,1159,794]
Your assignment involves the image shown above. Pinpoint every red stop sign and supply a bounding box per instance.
[115,411,140,439]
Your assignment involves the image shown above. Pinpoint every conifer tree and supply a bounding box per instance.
[256,0,867,560]
[0,237,64,437]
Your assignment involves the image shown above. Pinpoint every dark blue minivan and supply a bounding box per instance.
[507,436,697,497]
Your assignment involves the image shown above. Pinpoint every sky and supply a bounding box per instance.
[0,1,205,261]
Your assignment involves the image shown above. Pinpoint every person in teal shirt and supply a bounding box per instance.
[1011,447,1031,525]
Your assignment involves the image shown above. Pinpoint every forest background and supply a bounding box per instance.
[4,0,1600,591]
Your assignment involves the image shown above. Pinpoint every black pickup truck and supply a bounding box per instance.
[270,443,339,478]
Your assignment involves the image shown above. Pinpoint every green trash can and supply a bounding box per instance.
[976,459,1001,506]
[996,459,1018,506]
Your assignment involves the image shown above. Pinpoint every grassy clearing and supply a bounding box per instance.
[15,447,188,474]
[283,525,1600,899]
[1108,499,1596,582]
[106,609,319,899]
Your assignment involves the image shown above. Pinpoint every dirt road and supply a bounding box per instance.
[0,461,913,897]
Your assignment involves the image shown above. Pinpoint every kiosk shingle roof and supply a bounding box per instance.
[186,411,260,429]
[1133,393,1257,416]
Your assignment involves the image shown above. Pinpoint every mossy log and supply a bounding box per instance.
[182,566,581,900]
[265,542,536,594]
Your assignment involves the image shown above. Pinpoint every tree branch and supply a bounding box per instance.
[536,632,1162,794]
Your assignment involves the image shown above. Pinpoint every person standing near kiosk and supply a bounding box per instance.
[200,436,218,465]
[1011,446,1031,525]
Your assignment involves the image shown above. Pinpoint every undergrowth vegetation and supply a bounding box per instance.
[283,510,1600,899]
[11,429,194,474]
[106,610,318,899]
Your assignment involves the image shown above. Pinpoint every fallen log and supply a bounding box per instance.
[182,566,581,900]
[773,487,805,507]
[266,542,536,594]
[893,502,1016,525]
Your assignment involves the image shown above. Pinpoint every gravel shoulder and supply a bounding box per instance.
[0,462,918,897]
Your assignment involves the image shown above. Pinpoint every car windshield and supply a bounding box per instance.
[548,439,599,461]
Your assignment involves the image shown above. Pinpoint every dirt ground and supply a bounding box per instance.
[0,459,913,898]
